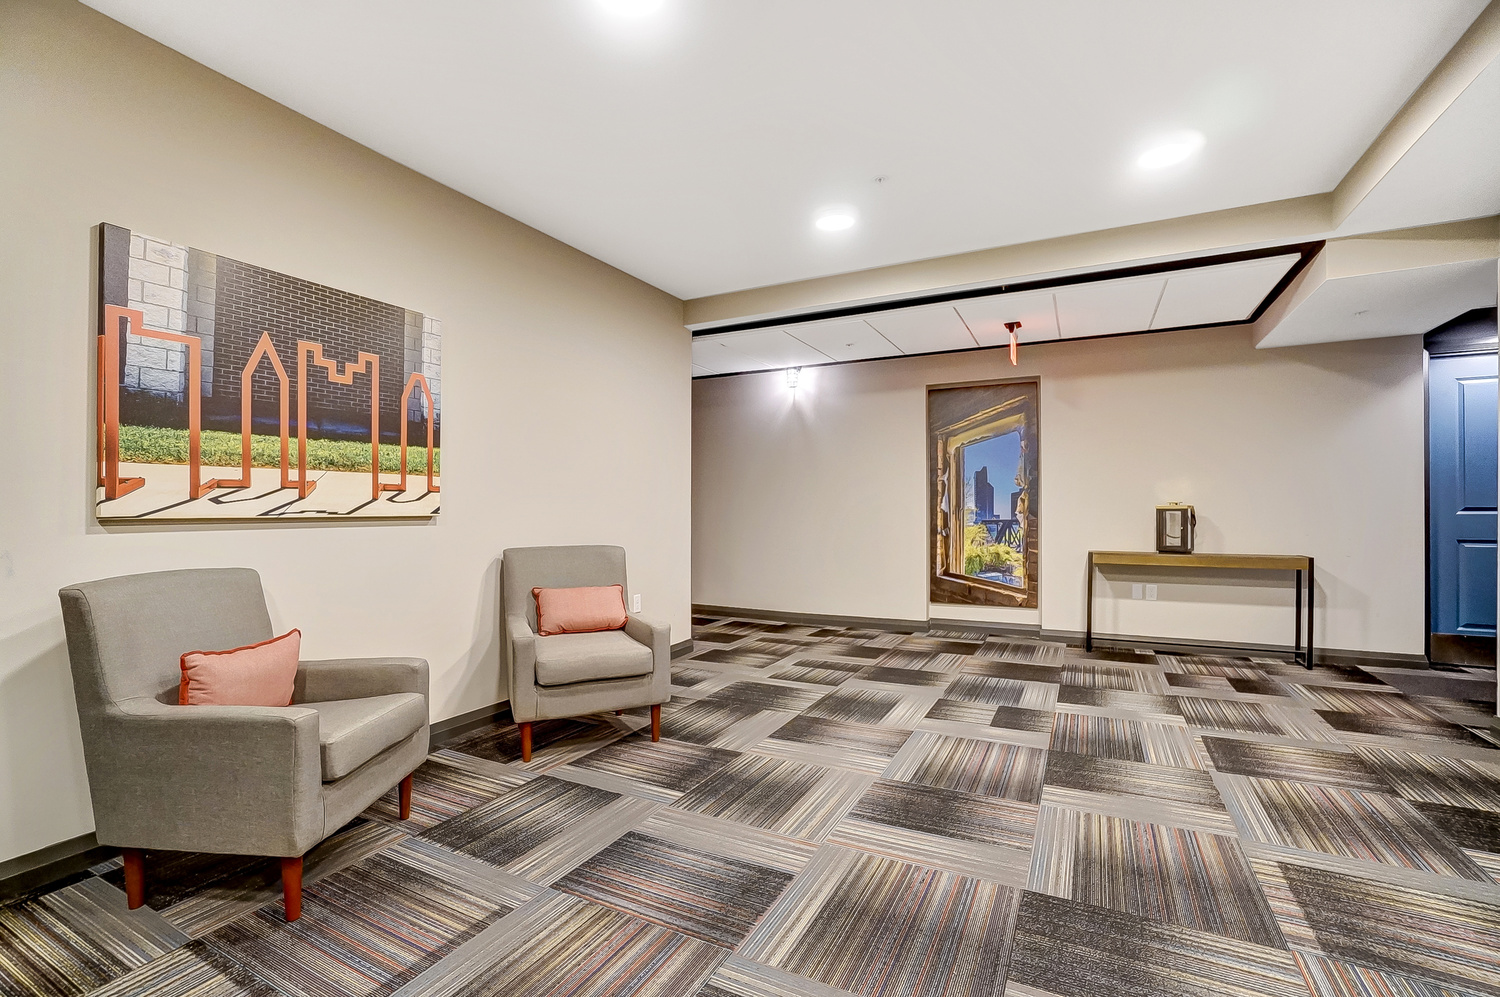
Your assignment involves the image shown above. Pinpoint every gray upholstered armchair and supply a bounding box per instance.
[58,567,429,921]
[501,545,670,761]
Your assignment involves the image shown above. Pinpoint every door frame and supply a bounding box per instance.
[1423,307,1499,664]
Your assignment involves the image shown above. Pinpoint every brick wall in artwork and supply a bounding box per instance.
[212,256,407,436]
[123,234,191,401]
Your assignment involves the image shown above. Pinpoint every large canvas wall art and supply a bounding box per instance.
[96,223,441,521]
[928,379,1039,608]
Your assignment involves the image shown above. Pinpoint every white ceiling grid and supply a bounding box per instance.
[691,253,1302,376]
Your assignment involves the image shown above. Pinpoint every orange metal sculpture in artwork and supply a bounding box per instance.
[398,373,441,495]
[97,305,222,501]
[217,332,300,491]
[297,341,403,500]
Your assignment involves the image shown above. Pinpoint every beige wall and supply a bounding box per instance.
[693,327,1424,656]
[0,0,690,865]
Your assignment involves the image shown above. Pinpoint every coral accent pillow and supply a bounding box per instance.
[179,630,301,707]
[533,585,627,636]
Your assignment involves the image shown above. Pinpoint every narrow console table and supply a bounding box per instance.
[1085,551,1315,668]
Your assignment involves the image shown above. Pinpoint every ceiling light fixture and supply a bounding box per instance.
[785,367,801,389]
[597,0,665,17]
[1004,321,1021,366]
[1137,130,1205,170]
[814,207,857,232]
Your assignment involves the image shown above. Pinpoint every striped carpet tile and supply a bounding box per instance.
[364,753,523,829]
[767,664,861,686]
[884,731,1048,801]
[1059,664,1165,693]
[1028,808,1283,947]
[1350,746,1500,811]
[990,706,1059,734]
[572,737,740,794]
[925,698,1005,725]
[1042,751,1225,808]
[1292,949,1493,997]
[1056,687,1183,717]
[1049,713,1203,769]
[1201,737,1394,793]
[1006,890,1309,997]
[1255,859,1500,993]
[946,674,1034,707]
[1410,801,1500,852]
[0,877,188,997]
[671,755,828,829]
[957,659,1063,684]
[765,716,913,758]
[1165,672,1237,691]
[395,892,727,997]
[856,665,953,687]
[741,847,1018,997]
[1318,711,1487,746]
[847,778,1038,849]
[649,700,761,746]
[706,682,827,713]
[1292,687,1442,720]
[443,716,599,765]
[198,845,517,997]
[975,640,1065,665]
[554,831,794,947]
[87,943,275,997]
[873,649,969,671]
[1217,776,1488,879]
[422,776,619,867]
[1171,696,1310,738]
[1157,655,1269,678]
[804,688,905,724]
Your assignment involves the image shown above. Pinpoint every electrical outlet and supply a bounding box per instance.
[1131,583,1144,600]
[1145,584,1158,601]
[632,593,642,613]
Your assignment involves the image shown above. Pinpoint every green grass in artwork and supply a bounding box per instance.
[119,425,440,475]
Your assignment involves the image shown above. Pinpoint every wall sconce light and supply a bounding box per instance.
[1004,321,1021,366]
[785,367,801,389]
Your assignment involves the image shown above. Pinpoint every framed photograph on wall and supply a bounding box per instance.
[928,378,1039,608]
[95,222,441,521]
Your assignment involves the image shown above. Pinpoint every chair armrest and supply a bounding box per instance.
[624,614,671,664]
[89,697,323,856]
[294,657,429,704]
[508,614,538,689]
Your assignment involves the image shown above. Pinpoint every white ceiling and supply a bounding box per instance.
[692,253,1301,376]
[1256,259,1499,349]
[84,0,1488,300]
[1337,55,1500,236]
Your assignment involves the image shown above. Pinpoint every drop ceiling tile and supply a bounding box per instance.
[863,305,978,354]
[692,336,772,374]
[786,319,900,361]
[692,364,716,377]
[715,329,833,367]
[956,290,1060,346]
[1151,255,1300,329]
[1054,276,1167,338]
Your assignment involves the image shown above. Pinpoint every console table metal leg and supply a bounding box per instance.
[1306,558,1315,669]
[1085,553,1095,652]
[1294,568,1303,666]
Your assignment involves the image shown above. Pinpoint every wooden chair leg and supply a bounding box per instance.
[519,721,533,762]
[122,848,145,910]
[281,856,303,922]
[398,773,413,821]
[651,704,661,742]
[615,710,623,716]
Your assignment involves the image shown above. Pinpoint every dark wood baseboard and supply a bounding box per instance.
[0,833,113,901]
[696,604,1430,668]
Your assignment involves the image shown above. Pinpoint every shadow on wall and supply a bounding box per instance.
[0,617,94,862]
[454,557,505,715]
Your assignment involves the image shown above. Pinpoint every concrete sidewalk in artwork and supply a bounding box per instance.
[96,462,440,520]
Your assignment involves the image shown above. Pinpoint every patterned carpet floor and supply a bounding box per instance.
[5,617,1500,997]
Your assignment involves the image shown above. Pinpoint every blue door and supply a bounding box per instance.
[1430,352,1498,639]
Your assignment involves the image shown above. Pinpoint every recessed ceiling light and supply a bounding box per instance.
[1137,130,1205,170]
[814,207,857,232]
[598,0,664,16]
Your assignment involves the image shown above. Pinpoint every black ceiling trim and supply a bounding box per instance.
[692,240,1324,338]
[691,241,1325,380]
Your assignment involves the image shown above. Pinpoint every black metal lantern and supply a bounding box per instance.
[1156,503,1196,554]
